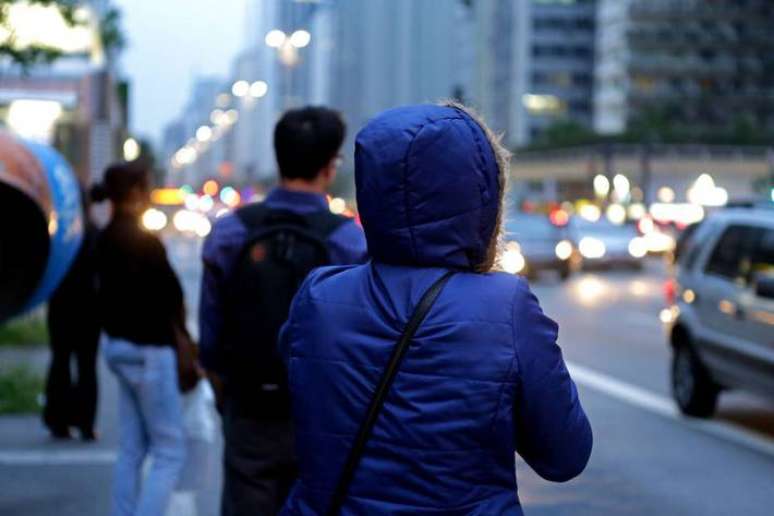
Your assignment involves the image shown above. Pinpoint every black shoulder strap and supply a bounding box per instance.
[302,209,350,239]
[235,202,271,229]
[326,271,455,516]
[236,202,348,239]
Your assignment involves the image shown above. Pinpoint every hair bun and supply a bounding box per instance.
[90,182,109,203]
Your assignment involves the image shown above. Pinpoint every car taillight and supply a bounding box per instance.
[664,278,676,306]
[549,209,569,227]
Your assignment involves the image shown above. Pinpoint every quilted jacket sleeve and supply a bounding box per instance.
[511,281,593,482]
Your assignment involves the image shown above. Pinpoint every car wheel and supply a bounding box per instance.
[671,341,719,418]
[559,265,570,281]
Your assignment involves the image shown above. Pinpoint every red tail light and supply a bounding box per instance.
[664,278,676,306]
[549,209,569,227]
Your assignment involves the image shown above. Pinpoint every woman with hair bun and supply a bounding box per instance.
[93,162,187,516]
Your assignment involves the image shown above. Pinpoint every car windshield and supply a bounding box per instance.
[572,218,636,237]
[506,215,559,240]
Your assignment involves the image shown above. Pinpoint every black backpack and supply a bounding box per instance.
[221,203,348,419]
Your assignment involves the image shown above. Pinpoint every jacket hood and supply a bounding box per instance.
[355,104,503,270]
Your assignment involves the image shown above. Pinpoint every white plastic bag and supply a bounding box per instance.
[170,380,222,515]
[166,491,197,516]
[181,380,217,443]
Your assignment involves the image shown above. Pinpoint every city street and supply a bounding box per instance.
[1,235,773,515]
[1,1,772,514]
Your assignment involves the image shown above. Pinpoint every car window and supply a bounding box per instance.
[748,227,774,282]
[506,216,558,239]
[570,218,636,237]
[680,220,717,271]
[704,225,757,281]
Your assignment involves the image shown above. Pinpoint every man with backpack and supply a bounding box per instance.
[198,106,368,516]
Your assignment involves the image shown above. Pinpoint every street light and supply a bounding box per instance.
[265,28,311,49]
[289,29,311,48]
[265,28,311,65]
[196,125,212,142]
[265,29,287,48]
[123,137,140,161]
[210,109,225,125]
[266,28,311,107]
[249,80,268,98]
[232,80,250,97]
[224,109,239,125]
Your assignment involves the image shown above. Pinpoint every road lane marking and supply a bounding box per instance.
[2,363,772,466]
[0,449,116,466]
[567,361,774,459]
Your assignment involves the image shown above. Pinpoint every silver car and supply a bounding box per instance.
[569,218,647,270]
[504,213,574,280]
[665,208,774,417]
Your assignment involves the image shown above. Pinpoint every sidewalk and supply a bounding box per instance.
[0,341,222,515]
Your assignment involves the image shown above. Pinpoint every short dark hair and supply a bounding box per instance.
[274,106,346,181]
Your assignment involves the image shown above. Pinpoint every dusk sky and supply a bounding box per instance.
[115,0,248,144]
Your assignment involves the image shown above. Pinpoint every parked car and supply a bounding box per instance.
[569,218,647,270]
[664,208,774,417]
[504,213,574,280]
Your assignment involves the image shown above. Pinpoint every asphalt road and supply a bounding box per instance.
[1,235,773,515]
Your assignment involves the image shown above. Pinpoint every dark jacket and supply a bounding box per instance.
[96,213,183,345]
[278,105,592,515]
[198,187,368,374]
[48,220,100,336]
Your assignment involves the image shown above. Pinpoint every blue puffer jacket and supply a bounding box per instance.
[279,105,592,515]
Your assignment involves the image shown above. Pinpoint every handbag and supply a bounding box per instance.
[326,271,454,515]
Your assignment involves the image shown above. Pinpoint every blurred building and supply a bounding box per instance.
[166,0,474,188]
[165,0,314,188]
[327,0,471,162]
[472,0,597,148]
[0,1,127,184]
[594,0,774,137]
[162,77,222,186]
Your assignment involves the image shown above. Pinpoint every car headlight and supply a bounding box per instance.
[644,231,676,253]
[555,240,573,260]
[628,237,648,258]
[579,237,606,259]
[172,209,211,237]
[501,248,526,274]
[142,208,167,231]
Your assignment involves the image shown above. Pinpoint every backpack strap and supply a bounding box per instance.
[300,209,350,240]
[236,202,349,241]
[326,271,455,516]
[234,202,271,229]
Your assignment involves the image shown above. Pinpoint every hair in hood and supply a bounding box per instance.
[355,101,510,272]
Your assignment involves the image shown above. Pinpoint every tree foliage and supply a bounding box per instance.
[99,6,126,60]
[0,0,80,69]
[526,110,774,152]
[0,0,125,71]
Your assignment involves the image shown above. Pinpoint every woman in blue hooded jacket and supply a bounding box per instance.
[278,103,592,515]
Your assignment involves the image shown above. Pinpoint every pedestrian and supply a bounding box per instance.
[278,103,593,515]
[199,106,368,516]
[43,188,101,441]
[93,162,187,516]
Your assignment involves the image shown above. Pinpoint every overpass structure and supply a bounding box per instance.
[511,144,774,201]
